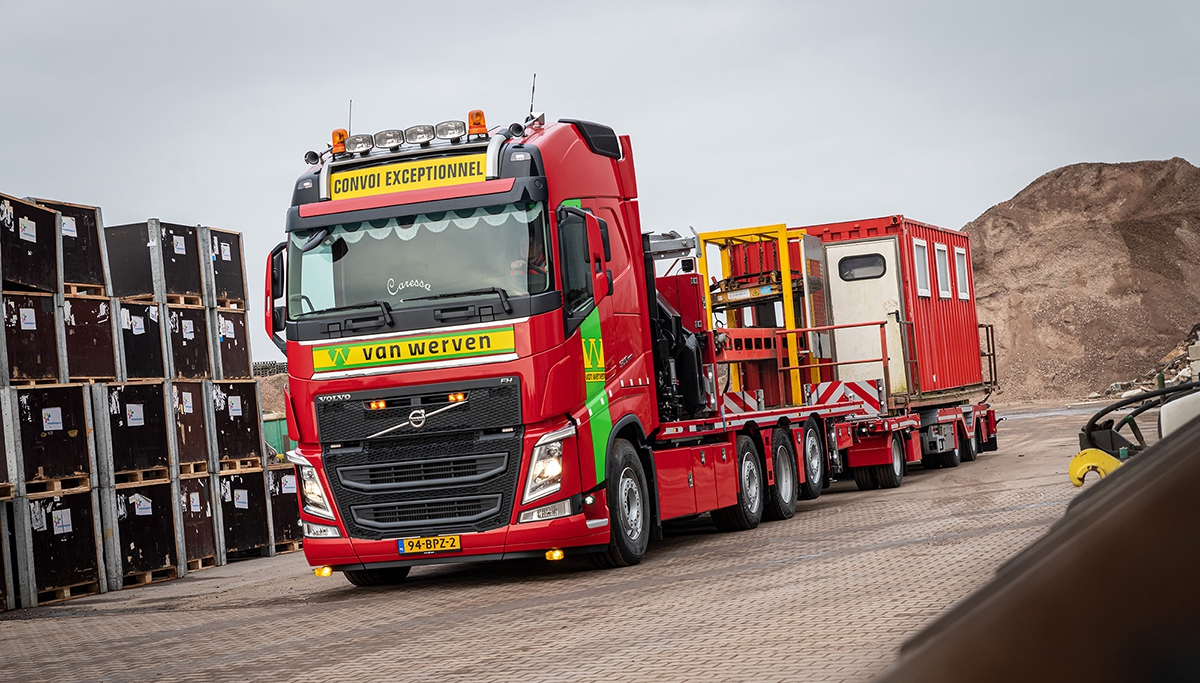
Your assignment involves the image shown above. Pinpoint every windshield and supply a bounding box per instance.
[287,202,551,318]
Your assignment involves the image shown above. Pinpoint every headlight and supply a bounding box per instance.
[522,423,575,504]
[298,465,335,520]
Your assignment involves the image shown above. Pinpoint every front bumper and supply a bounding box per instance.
[305,509,611,570]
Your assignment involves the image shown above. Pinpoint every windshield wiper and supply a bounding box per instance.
[297,300,394,326]
[402,287,513,314]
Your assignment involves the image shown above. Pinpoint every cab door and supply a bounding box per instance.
[824,237,908,393]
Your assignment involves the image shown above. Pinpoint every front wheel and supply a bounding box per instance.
[344,566,411,587]
[764,427,798,520]
[591,439,650,569]
[712,435,764,531]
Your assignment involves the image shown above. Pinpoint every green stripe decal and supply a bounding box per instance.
[580,308,613,485]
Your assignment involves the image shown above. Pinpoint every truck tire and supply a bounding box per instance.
[852,466,878,491]
[344,566,411,587]
[798,419,825,501]
[764,427,798,520]
[591,439,650,568]
[960,422,978,462]
[939,438,962,468]
[712,435,764,532]
[874,436,905,488]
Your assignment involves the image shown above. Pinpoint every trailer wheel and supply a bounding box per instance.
[798,419,825,501]
[874,436,905,488]
[960,423,978,462]
[592,439,650,568]
[939,438,962,468]
[712,435,764,531]
[764,427,798,520]
[344,566,411,587]
[852,467,878,491]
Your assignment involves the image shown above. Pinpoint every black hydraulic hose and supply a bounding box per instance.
[1083,380,1200,450]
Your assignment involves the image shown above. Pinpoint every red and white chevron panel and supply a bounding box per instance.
[721,390,762,414]
[806,380,883,416]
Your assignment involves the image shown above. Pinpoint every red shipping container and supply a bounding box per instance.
[799,215,984,400]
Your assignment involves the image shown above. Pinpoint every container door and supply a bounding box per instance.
[824,238,907,393]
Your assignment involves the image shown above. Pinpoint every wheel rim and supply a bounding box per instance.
[891,439,903,478]
[775,444,794,501]
[804,429,822,484]
[742,453,762,513]
[618,466,643,542]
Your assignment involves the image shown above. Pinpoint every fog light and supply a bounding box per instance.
[584,495,595,505]
[314,566,333,577]
[545,549,564,561]
[519,497,572,523]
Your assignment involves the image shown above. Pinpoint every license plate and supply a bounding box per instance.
[400,535,461,555]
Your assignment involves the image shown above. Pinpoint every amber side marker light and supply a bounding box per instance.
[467,110,488,136]
[314,566,333,578]
[367,400,388,410]
[448,393,466,403]
[545,549,565,561]
[331,128,349,154]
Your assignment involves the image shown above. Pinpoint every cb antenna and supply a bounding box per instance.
[348,99,353,133]
[528,73,537,118]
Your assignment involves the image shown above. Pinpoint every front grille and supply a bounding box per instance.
[352,495,502,531]
[338,453,508,492]
[324,429,523,539]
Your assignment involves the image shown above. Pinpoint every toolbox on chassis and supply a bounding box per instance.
[265,111,999,585]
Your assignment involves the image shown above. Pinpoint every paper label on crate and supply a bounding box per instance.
[182,391,194,414]
[19,217,36,243]
[61,216,78,238]
[234,489,249,509]
[30,501,46,532]
[0,200,12,230]
[222,317,235,339]
[281,474,297,495]
[182,319,195,340]
[131,316,145,335]
[52,509,72,534]
[126,403,144,427]
[121,308,131,329]
[19,308,36,330]
[221,242,231,261]
[42,407,63,431]
[173,235,186,255]
[228,395,242,417]
[148,306,159,323]
[189,491,202,513]
[130,493,152,516]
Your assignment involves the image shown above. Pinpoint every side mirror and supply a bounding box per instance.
[556,206,610,262]
[265,242,287,353]
[597,216,611,262]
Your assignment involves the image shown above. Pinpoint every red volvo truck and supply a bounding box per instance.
[264,111,998,585]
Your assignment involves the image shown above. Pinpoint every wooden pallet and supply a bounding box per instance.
[37,581,100,605]
[185,555,218,572]
[164,293,203,306]
[273,539,303,555]
[9,377,61,387]
[122,566,178,588]
[178,460,210,477]
[68,376,119,384]
[0,481,13,501]
[215,298,245,310]
[26,474,90,498]
[114,467,170,488]
[219,458,263,474]
[226,545,270,560]
[63,282,106,297]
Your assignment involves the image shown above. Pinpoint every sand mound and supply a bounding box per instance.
[963,157,1200,401]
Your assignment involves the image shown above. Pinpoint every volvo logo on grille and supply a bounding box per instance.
[408,408,427,429]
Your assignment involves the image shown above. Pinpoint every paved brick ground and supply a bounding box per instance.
[0,404,1095,682]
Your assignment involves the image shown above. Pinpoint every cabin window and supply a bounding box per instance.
[935,243,951,299]
[912,239,931,297]
[954,246,970,300]
[837,253,887,281]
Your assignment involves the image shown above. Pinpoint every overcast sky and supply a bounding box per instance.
[2,1,1197,360]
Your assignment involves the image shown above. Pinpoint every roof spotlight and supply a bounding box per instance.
[374,129,405,151]
[405,125,435,145]
[435,120,467,141]
[344,134,374,155]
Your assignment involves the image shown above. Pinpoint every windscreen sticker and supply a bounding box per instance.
[311,326,516,372]
[329,153,487,201]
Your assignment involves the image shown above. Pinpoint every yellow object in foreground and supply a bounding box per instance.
[1069,448,1124,487]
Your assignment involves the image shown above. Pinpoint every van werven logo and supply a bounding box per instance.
[312,326,516,373]
[583,337,605,383]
